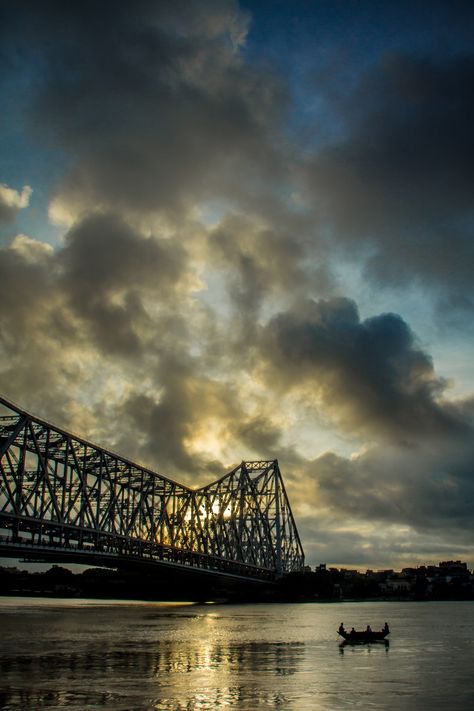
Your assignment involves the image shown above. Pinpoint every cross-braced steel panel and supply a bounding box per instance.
[0,396,305,580]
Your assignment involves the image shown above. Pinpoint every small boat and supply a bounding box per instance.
[337,624,390,644]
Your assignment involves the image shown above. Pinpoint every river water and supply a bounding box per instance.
[0,597,473,710]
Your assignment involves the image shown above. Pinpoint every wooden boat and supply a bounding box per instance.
[338,627,389,643]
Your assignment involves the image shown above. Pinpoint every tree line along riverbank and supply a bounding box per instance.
[1,560,473,602]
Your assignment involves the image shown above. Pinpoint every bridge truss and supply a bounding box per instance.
[0,396,305,581]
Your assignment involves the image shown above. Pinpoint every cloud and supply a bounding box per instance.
[313,434,474,529]
[0,184,32,223]
[278,419,474,567]
[259,297,468,442]
[59,212,190,356]
[3,0,285,225]
[0,233,85,424]
[1,221,473,559]
[304,53,474,310]
[297,509,474,569]
[116,372,237,479]
[205,213,310,340]
[0,209,286,480]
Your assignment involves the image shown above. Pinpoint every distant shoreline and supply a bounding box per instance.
[2,561,474,603]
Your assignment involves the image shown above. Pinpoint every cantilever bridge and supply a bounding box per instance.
[0,396,305,589]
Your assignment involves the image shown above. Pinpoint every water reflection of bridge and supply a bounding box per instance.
[0,396,304,591]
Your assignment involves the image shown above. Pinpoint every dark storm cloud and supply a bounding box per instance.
[259,297,469,441]
[0,214,188,357]
[305,53,474,306]
[0,235,84,421]
[278,407,474,558]
[310,426,474,533]
[2,0,285,221]
[0,236,69,353]
[59,212,188,356]
[297,508,474,569]
[235,416,282,456]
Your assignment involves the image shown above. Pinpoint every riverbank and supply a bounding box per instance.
[2,563,474,603]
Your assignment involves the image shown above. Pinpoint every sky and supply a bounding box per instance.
[1,0,473,570]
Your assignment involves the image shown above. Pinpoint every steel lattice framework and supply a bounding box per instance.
[0,396,304,581]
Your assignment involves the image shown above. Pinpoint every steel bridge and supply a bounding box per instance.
[0,396,305,588]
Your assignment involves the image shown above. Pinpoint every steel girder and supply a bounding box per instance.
[0,396,305,579]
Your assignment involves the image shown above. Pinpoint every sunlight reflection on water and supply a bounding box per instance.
[1,599,474,710]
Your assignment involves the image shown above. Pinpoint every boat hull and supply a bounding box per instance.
[338,630,389,644]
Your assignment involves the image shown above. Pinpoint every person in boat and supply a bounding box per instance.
[338,623,345,635]
[350,627,356,636]
[366,625,372,633]
[383,622,389,634]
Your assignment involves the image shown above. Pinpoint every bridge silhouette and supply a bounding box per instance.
[0,396,305,594]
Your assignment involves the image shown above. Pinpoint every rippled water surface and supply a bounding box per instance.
[1,597,474,710]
